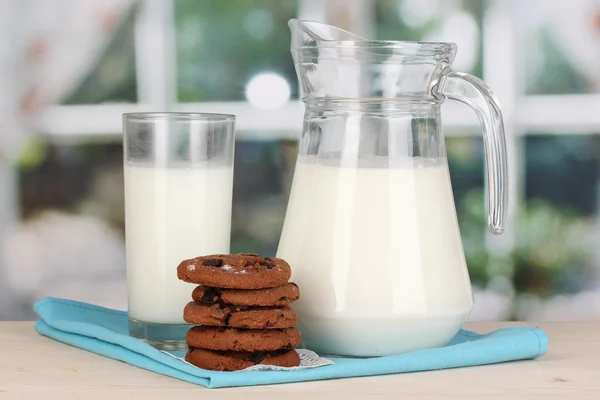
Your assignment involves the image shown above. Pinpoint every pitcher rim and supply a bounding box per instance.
[290,19,457,56]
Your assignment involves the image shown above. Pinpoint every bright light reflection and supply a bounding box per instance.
[245,72,291,110]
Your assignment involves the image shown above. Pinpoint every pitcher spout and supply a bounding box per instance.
[288,19,367,53]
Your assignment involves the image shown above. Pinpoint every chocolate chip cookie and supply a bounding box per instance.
[185,348,300,371]
[192,283,300,307]
[183,302,298,329]
[177,253,291,289]
[186,326,302,352]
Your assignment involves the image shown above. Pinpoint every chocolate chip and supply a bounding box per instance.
[250,352,267,364]
[241,324,249,329]
[203,258,223,267]
[278,296,288,302]
[245,262,253,267]
[200,287,221,304]
[259,260,275,269]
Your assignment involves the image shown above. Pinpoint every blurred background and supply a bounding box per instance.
[1,0,600,321]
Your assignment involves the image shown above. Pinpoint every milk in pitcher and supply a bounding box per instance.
[277,157,473,356]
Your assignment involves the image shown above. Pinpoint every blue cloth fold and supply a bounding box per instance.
[33,297,548,388]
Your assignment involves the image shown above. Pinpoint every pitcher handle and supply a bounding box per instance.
[438,70,508,235]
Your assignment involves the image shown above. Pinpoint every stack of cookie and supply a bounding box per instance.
[177,253,302,371]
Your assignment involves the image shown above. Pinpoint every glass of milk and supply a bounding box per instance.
[123,113,235,350]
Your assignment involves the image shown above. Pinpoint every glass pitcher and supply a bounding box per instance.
[276,20,508,357]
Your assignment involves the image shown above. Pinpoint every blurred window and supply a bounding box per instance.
[63,9,137,105]
[4,0,600,321]
[522,0,600,95]
[175,0,298,102]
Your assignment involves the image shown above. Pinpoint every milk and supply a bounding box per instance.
[277,159,473,356]
[124,165,233,324]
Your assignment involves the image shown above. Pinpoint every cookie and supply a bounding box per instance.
[185,348,300,371]
[177,253,291,289]
[192,283,300,307]
[183,302,298,329]
[186,326,302,352]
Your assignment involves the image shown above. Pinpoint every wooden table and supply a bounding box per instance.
[0,321,598,399]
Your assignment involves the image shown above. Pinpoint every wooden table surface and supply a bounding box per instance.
[0,321,598,399]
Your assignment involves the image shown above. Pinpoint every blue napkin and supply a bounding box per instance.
[34,297,548,388]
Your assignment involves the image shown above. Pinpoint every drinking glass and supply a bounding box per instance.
[123,112,235,350]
